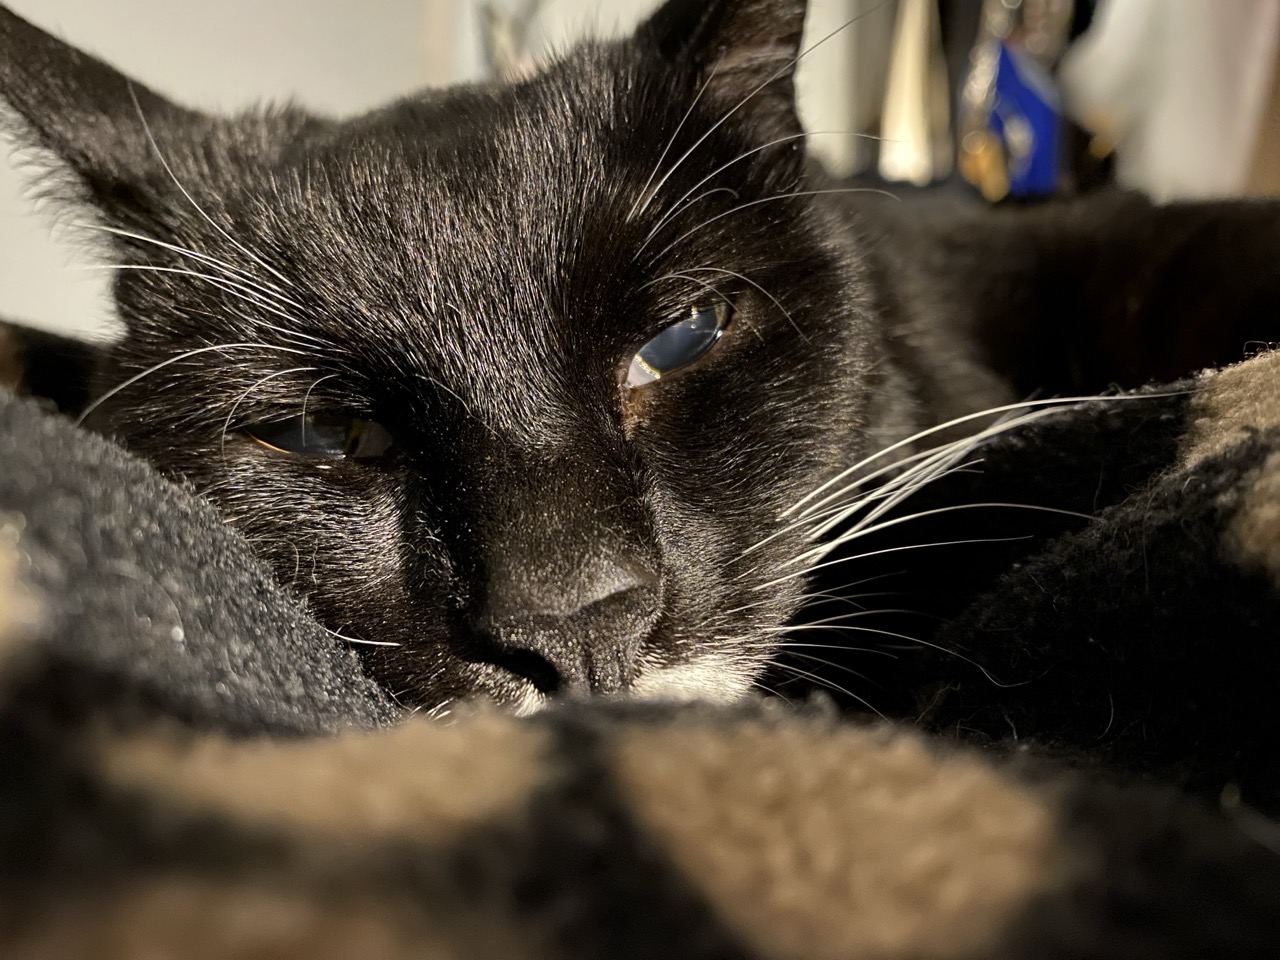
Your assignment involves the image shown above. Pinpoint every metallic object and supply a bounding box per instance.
[958,0,1073,201]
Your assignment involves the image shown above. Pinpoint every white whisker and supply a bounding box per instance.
[780,650,878,685]
[787,390,1186,519]
[684,265,804,338]
[77,264,325,348]
[737,451,984,564]
[759,518,1050,588]
[828,623,1033,689]
[73,222,259,287]
[83,261,311,317]
[640,129,889,248]
[764,608,924,631]
[801,445,991,549]
[778,641,899,658]
[324,625,402,648]
[719,581,902,619]
[798,407,1068,530]
[128,83,296,291]
[769,659,885,719]
[628,64,722,222]
[644,187,742,245]
[76,342,311,425]
[641,132,809,243]
[643,271,735,307]
[801,458,983,543]
[300,373,340,448]
[750,678,793,702]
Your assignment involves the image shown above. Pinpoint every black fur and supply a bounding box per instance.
[2,0,887,711]
[3,0,1280,719]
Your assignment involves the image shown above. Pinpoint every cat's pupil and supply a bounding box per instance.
[245,413,394,462]
[626,303,730,387]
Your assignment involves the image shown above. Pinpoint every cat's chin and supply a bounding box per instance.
[505,683,549,718]
[467,654,759,717]
[626,656,759,707]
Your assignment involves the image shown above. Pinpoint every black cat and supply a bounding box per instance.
[2,0,1278,718]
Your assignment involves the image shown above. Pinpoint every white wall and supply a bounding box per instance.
[0,0,455,338]
[0,0,857,339]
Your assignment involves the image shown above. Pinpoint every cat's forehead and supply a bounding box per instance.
[230,67,631,288]
[169,61,665,433]
[278,56,629,210]
[207,72,648,300]
[134,40,799,434]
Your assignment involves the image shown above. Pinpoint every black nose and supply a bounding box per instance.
[471,558,660,696]
[452,440,661,698]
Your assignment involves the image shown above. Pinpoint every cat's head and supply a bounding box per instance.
[0,0,884,713]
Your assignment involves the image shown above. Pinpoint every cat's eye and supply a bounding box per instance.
[625,302,730,388]
[244,413,394,462]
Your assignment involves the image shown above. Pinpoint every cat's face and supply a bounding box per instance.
[0,0,883,712]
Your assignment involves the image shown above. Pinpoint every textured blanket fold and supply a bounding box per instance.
[2,350,1280,957]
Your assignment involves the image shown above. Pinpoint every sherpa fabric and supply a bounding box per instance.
[2,350,1280,956]
[808,350,1280,813]
[0,387,398,734]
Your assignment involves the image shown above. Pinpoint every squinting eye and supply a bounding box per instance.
[244,413,395,462]
[626,302,730,388]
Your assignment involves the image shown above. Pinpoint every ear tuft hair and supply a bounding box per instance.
[638,0,807,139]
[0,5,204,207]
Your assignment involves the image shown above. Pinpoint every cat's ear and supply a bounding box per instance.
[0,5,204,217]
[639,0,807,139]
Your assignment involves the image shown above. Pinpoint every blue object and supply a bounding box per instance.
[989,40,1061,197]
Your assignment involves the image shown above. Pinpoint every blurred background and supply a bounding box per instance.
[2,0,1278,340]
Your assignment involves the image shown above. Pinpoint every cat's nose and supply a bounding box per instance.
[470,558,660,696]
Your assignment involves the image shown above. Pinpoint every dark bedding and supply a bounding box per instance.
[2,348,1279,957]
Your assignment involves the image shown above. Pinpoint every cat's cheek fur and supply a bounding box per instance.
[209,459,509,705]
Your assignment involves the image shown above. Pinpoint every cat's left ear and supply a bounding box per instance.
[0,5,206,219]
[638,0,807,140]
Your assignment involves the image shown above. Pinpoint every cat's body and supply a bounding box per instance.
[2,0,1279,717]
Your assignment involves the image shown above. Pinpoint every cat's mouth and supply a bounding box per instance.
[478,660,754,716]
[505,679,550,718]
[464,629,761,713]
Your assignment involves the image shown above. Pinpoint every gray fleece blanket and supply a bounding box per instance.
[2,353,1280,957]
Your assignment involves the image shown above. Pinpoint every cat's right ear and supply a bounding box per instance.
[638,0,807,140]
[0,5,202,217]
